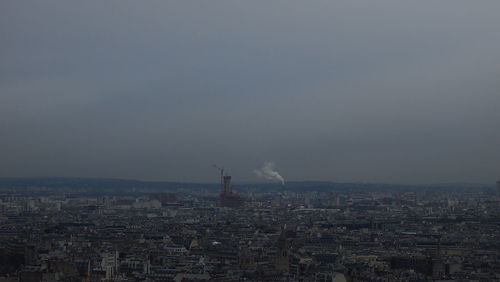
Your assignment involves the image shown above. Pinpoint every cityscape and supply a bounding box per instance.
[2,1,500,281]
[0,176,498,281]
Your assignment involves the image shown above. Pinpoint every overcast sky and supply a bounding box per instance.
[1,1,499,184]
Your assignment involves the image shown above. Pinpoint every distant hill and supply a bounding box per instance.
[242,180,493,193]
[0,177,493,194]
[0,177,217,189]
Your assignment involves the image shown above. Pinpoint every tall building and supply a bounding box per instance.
[275,228,289,272]
[216,168,244,208]
[223,176,232,195]
[101,251,118,280]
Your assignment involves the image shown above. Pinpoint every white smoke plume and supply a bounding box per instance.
[254,161,285,185]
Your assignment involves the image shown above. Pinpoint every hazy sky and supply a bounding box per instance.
[1,1,499,184]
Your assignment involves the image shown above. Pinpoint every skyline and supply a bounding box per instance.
[1,1,500,184]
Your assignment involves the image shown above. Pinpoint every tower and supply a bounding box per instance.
[275,228,289,272]
[223,175,232,195]
[214,165,244,208]
[432,236,445,279]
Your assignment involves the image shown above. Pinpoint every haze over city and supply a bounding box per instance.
[1,1,499,184]
[2,2,500,281]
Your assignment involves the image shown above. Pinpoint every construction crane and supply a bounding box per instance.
[212,164,224,187]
